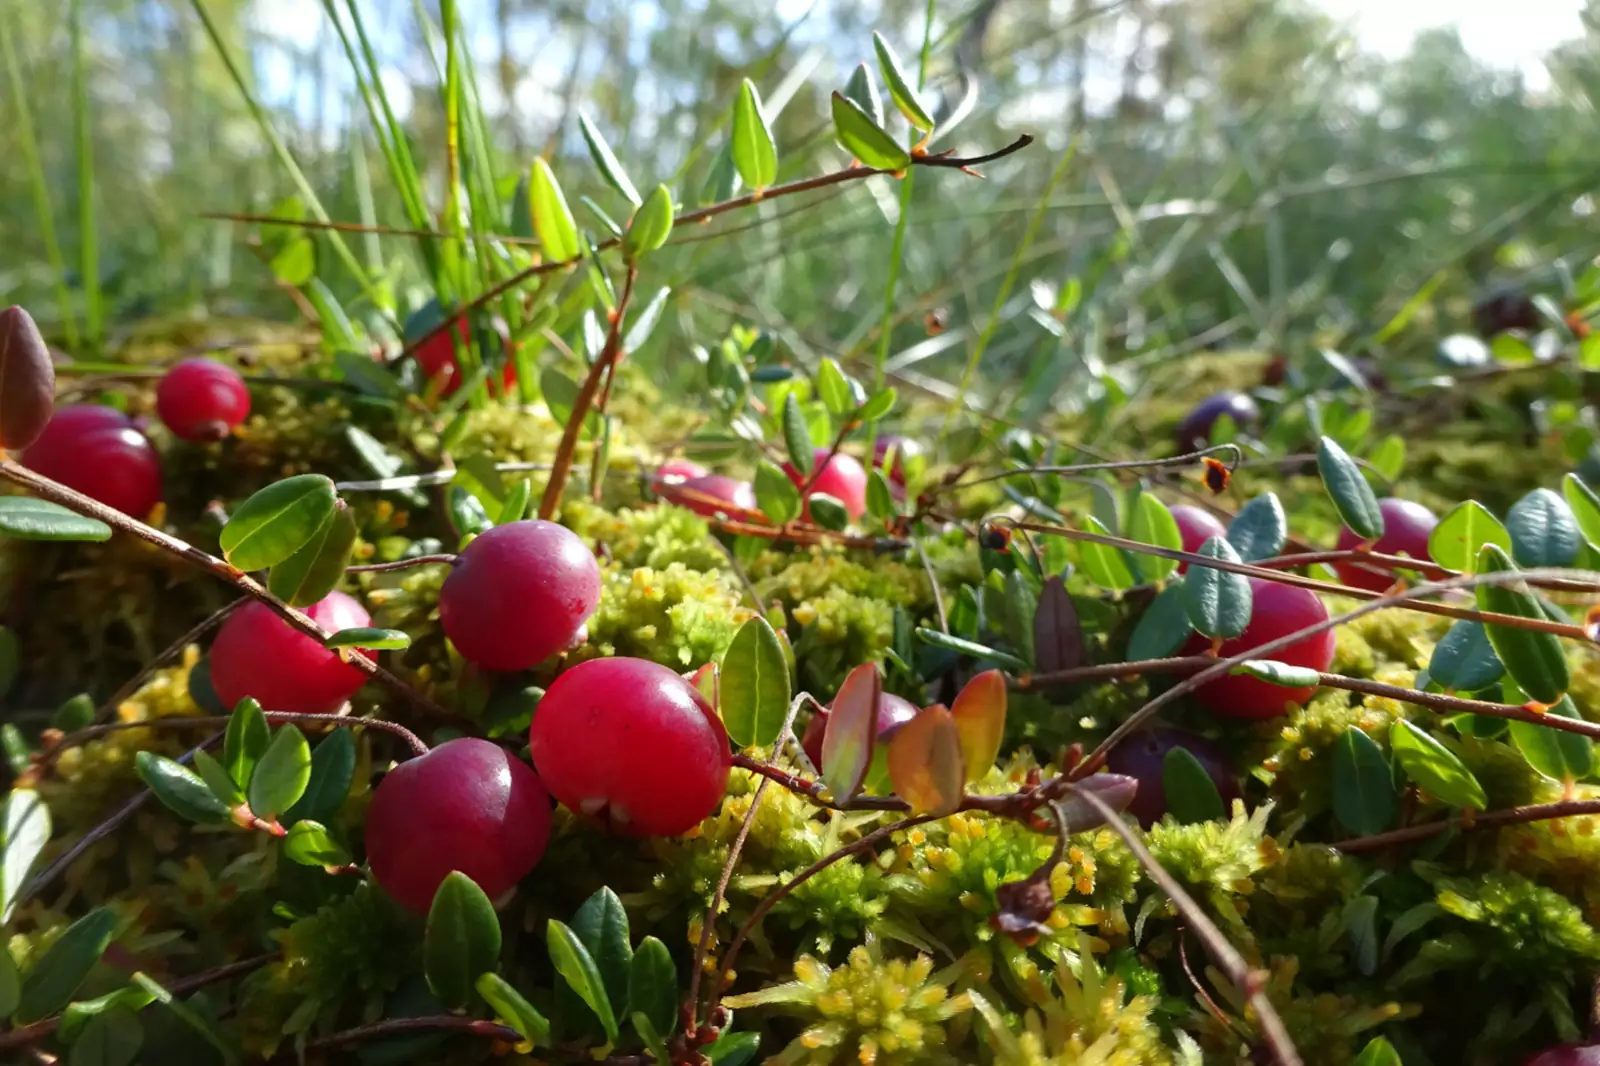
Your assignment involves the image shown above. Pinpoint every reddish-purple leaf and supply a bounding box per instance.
[1060,773,1140,831]
[687,662,719,714]
[0,306,55,450]
[821,662,880,801]
[1032,576,1084,674]
[887,703,965,816]
[949,669,1006,783]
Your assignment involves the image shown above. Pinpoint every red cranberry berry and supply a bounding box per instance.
[156,358,251,442]
[529,657,731,836]
[1333,497,1439,593]
[210,591,371,714]
[873,435,922,487]
[657,474,759,519]
[783,448,868,521]
[1174,391,1260,452]
[365,737,552,915]
[1169,505,1228,575]
[1523,1045,1600,1066]
[415,315,516,397]
[438,520,601,673]
[655,459,708,485]
[1101,727,1241,828]
[800,692,920,772]
[22,405,163,518]
[1182,578,1336,719]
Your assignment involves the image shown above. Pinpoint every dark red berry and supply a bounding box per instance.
[415,315,516,397]
[1333,497,1439,592]
[1174,391,1260,452]
[784,449,868,521]
[655,459,708,485]
[1101,727,1240,828]
[1473,283,1540,338]
[156,358,251,442]
[23,405,163,518]
[1182,578,1336,719]
[800,692,919,772]
[1170,505,1228,574]
[657,474,759,519]
[0,305,56,450]
[210,591,371,714]
[365,737,551,915]
[529,657,731,836]
[1524,1046,1600,1066]
[873,435,922,487]
[438,520,601,673]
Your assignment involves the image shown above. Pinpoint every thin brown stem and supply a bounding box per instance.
[713,537,767,613]
[795,413,857,501]
[1252,547,1598,596]
[277,1016,521,1059]
[345,554,458,574]
[94,598,244,724]
[44,711,429,762]
[1335,798,1600,854]
[938,444,1243,497]
[0,459,458,725]
[914,536,949,633]
[707,515,907,552]
[539,265,638,520]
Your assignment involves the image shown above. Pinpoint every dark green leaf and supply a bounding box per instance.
[1508,694,1594,782]
[577,111,641,207]
[1428,621,1504,692]
[192,750,243,808]
[872,32,935,131]
[307,279,358,352]
[1331,727,1398,835]
[324,627,409,650]
[223,698,269,790]
[246,725,312,822]
[1389,720,1487,809]
[719,616,791,749]
[1033,576,1084,674]
[17,907,118,1023]
[1562,473,1600,551]
[1162,748,1225,824]
[448,485,493,537]
[705,1031,761,1066]
[219,474,339,572]
[1004,569,1039,666]
[0,497,111,542]
[476,973,550,1047]
[267,502,357,607]
[69,1006,142,1066]
[754,461,801,525]
[1126,492,1181,583]
[1475,543,1569,705]
[1226,492,1287,562]
[1317,436,1384,540]
[1078,515,1136,591]
[1344,895,1380,976]
[135,752,229,825]
[627,936,677,1040]
[1231,659,1320,687]
[0,625,17,698]
[633,1010,671,1062]
[809,493,849,531]
[547,919,618,1043]
[866,470,897,522]
[529,158,579,263]
[52,693,94,732]
[1506,487,1582,567]
[843,62,885,128]
[282,820,352,868]
[623,184,675,260]
[1352,1036,1402,1066]
[830,91,910,170]
[1,788,50,924]
[731,79,777,189]
[1128,582,1193,661]
[0,944,17,1017]
[699,141,740,205]
[912,628,1030,672]
[425,872,502,1011]
[1184,537,1252,639]
[334,351,403,399]
[286,728,356,824]
[858,387,897,422]
[781,393,812,475]
[572,887,632,1021]
[1429,500,1510,573]
[128,972,238,1063]
[498,478,532,525]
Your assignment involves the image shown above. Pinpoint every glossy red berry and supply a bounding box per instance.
[438,520,601,673]
[800,692,919,772]
[784,448,868,521]
[1174,391,1260,452]
[22,405,163,518]
[1101,727,1241,828]
[655,459,708,485]
[365,737,552,915]
[210,591,371,714]
[1333,497,1439,593]
[1523,1045,1600,1066]
[415,315,516,397]
[155,358,251,442]
[1169,505,1228,575]
[1183,578,1336,719]
[657,474,758,519]
[529,657,731,836]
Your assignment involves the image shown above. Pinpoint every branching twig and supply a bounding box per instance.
[934,443,1243,497]
[277,1016,521,1059]
[43,710,430,763]
[1336,797,1600,853]
[93,598,244,724]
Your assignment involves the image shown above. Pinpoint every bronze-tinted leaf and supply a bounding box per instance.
[821,662,880,801]
[1032,576,1084,674]
[0,306,55,450]
[949,670,1006,783]
[887,703,965,815]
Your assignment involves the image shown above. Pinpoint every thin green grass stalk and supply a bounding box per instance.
[348,129,384,284]
[186,0,390,324]
[435,0,486,410]
[69,0,101,348]
[0,15,79,350]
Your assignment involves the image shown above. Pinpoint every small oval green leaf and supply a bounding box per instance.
[245,725,312,822]
[1331,727,1398,836]
[476,973,550,1047]
[623,184,675,260]
[223,697,269,790]
[843,62,885,127]
[135,752,229,825]
[282,820,352,868]
[68,1004,142,1066]
[731,79,777,189]
[0,497,111,541]
[1368,435,1406,481]
[219,474,339,572]
[816,359,855,416]
[627,936,677,1041]
[16,907,118,1023]
[781,393,813,476]
[872,32,935,131]
[1429,500,1511,573]
[1475,543,1569,706]
[425,871,503,1011]
[529,158,580,264]
[912,627,1031,673]
[859,388,896,422]
[1428,621,1504,692]
[577,111,641,207]
[1184,536,1253,639]
[1128,581,1193,661]
[1352,1036,1402,1066]
[0,944,18,1017]
[1126,492,1181,583]
[1389,719,1487,809]
[1506,487,1582,567]
[572,887,633,1022]
[830,91,910,170]
[2,788,50,924]
[1162,747,1225,824]
[808,493,849,531]
[1508,693,1594,782]
[1317,436,1384,540]
[285,727,356,824]
[1078,515,1136,591]
[324,627,408,650]
[192,749,244,807]
[267,501,358,607]
[1226,492,1287,562]
[547,919,618,1043]
[1231,659,1320,687]
[754,460,801,525]
[866,470,897,522]
[1562,473,1600,551]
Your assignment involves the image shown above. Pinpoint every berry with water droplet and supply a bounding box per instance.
[156,358,251,442]
[210,591,371,714]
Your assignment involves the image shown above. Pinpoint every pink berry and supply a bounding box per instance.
[438,520,601,672]
[156,358,251,442]
[365,737,552,915]
[529,657,731,836]
[655,459,708,485]
[783,448,868,521]
[1170,505,1229,574]
[657,474,758,519]
[1333,497,1439,593]
[1182,578,1336,719]
[800,692,919,772]
[22,406,162,518]
[1102,727,1240,827]
[210,591,371,714]
[415,316,515,397]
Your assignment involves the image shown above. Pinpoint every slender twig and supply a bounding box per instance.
[713,538,766,613]
[346,554,458,574]
[44,711,429,762]
[277,1016,520,1059]
[794,414,857,502]
[1251,546,1600,596]
[1071,785,1303,1066]
[914,536,949,633]
[539,265,638,520]
[335,462,549,493]
[200,210,542,245]
[94,599,244,724]
[1336,797,1600,854]
[706,515,907,553]
[935,444,1243,497]
[0,459,457,724]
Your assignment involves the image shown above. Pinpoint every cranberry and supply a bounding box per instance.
[800,692,919,772]
[654,459,708,485]
[414,315,515,397]
[1169,505,1228,574]
[1473,283,1540,338]
[438,520,600,673]
[1174,391,1260,452]
[1182,578,1336,719]
[1102,727,1240,828]
[1333,497,1439,592]
[210,591,371,714]
[155,358,251,442]
[783,448,868,521]
[22,406,162,518]
[657,474,759,519]
[1523,1045,1600,1066]
[365,737,552,915]
[873,435,922,486]
[529,657,731,836]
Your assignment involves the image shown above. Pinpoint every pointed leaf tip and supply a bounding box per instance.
[949,670,1006,783]
[822,662,881,801]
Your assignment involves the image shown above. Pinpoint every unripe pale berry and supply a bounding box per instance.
[657,474,758,519]
[22,406,163,518]
[1333,497,1439,593]
[800,692,919,772]
[784,448,868,520]
[156,358,251,442]
[365,737,552,915]
[529,657,731,836]
[438,520,601,672]
[1169,505,1228,574]
[1102,727,1240,827]
[210,591,371,714]
[1183,578,1335,719]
